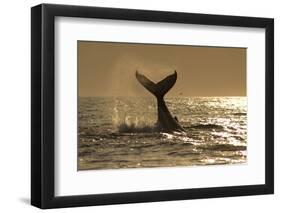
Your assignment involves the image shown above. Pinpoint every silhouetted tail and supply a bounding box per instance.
[136,71,177,98]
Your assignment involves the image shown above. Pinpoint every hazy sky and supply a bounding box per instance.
[78,41,246,97]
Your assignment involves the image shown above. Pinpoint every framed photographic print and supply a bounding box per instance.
[31,3,274,209]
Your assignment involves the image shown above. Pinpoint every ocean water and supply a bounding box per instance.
[78,97,247,170]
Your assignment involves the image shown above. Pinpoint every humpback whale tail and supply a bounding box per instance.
[135,70,177,99]
[136,70,185,132]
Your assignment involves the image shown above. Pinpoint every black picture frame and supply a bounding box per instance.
[31,3,274,209]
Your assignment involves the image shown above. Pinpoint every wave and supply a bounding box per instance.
[118,122,226,133]
[187,124,224,130]
[233,112,247,116]
[118,122,157,133]
[117,123,186,135]
[199,144,246,151]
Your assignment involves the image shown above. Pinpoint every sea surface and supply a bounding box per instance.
[78,97,247,170]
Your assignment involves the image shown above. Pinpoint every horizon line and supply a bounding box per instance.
[78,95,247,98]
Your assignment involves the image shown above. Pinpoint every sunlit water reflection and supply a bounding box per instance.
[78,97,247,170]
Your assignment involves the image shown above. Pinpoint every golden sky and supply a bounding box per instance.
[78,41,246,97]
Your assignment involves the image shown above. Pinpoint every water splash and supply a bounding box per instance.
[112,100,156,133]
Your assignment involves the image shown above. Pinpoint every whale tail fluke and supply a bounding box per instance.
[136,71,177,98]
